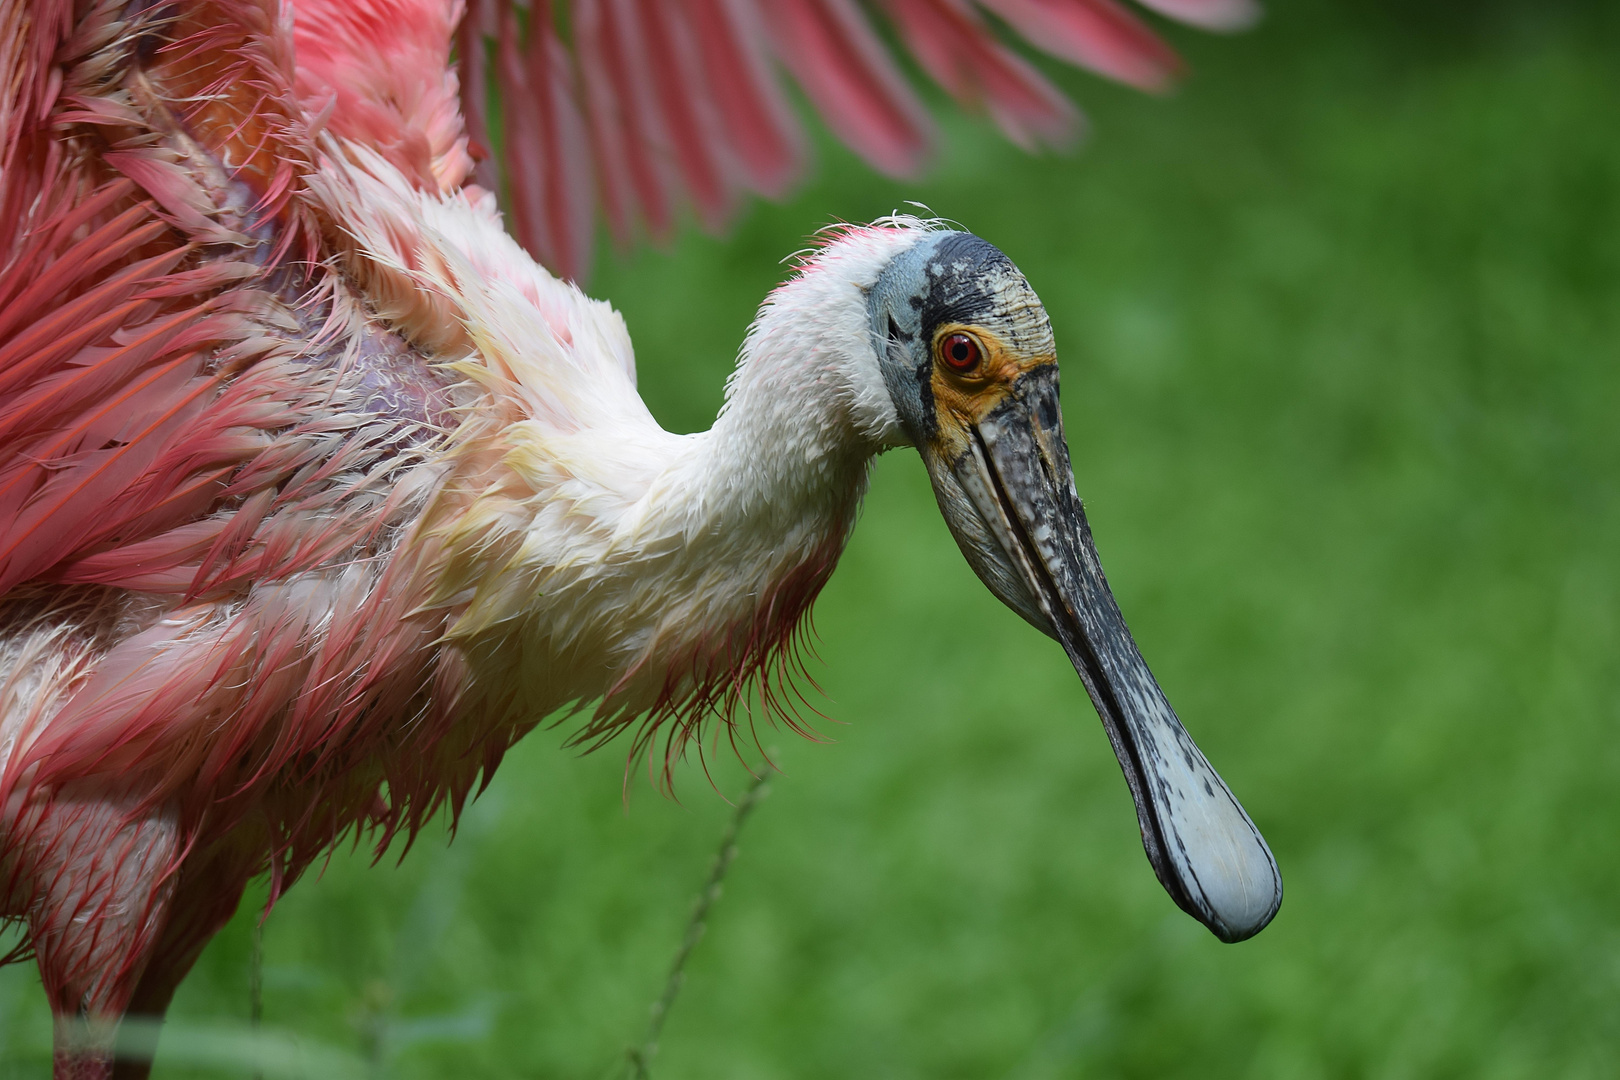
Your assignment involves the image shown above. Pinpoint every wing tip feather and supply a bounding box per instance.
[466,0,1256,275]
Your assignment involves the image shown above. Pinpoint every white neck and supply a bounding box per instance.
[445,229,928,771]
[657,233,916,540]
[330,168,931,770]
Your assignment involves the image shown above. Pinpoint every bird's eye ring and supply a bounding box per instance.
[939,333,982,373]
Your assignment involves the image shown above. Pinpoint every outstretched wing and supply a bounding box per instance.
[484,0,1255,279]
[290,0,1255,282]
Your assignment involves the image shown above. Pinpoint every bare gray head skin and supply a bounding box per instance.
[867,231,1283,943]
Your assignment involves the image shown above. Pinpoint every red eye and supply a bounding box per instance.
[940,333,982,373]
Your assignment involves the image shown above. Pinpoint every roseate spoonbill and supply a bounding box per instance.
[0,0,1279,1074]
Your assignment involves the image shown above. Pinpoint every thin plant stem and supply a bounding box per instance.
[250,919,264,1080]
[624,770,772,1080]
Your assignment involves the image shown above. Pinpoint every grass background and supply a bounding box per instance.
[5,0,1620,1076]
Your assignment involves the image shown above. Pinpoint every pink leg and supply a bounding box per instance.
[109,844,255,1080]
[16,793,181,1080]
[13,785,261,1079]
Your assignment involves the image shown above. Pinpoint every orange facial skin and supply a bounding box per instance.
[927,322,1056,462]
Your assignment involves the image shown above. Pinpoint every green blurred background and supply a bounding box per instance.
[6,0,1620,1076]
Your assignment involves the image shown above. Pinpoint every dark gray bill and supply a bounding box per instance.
[957,366,1282,943]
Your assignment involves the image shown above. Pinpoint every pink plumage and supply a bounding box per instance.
[290,0,475,193]
[0,0,1249,1075]
[457,0,1250,278]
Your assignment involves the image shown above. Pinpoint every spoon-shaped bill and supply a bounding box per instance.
[967,368,1282,943]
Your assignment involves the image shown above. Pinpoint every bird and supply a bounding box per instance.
[0,0,1280,1075]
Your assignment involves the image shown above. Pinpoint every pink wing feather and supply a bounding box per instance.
[496,0,597,279]
[437,0,1254,279]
